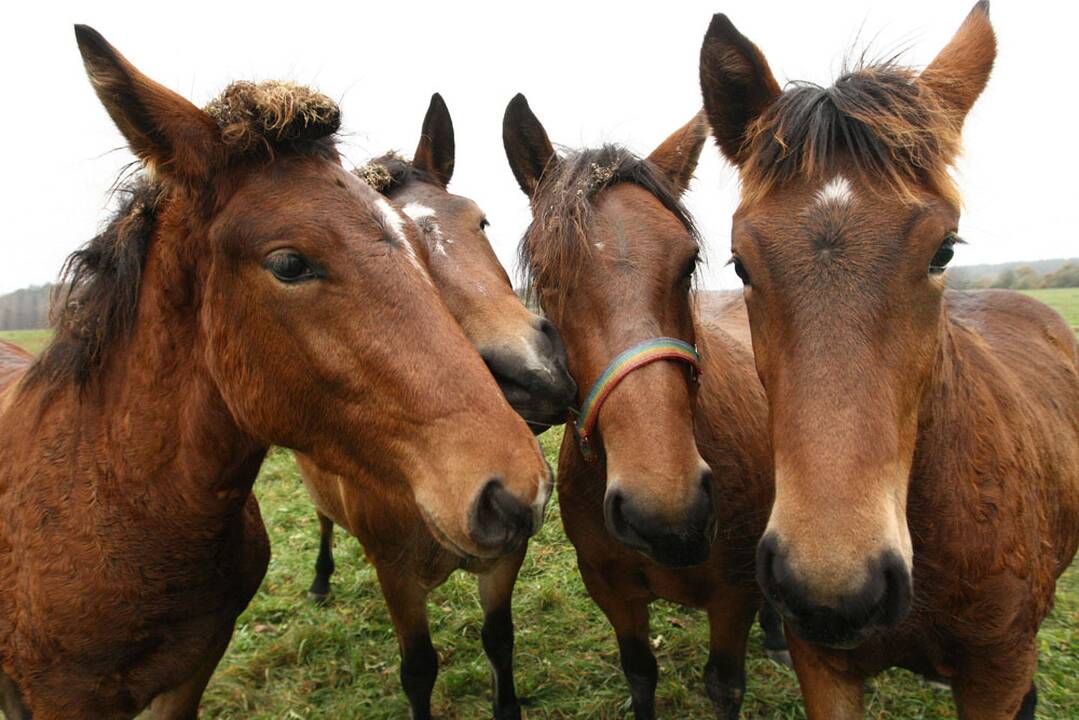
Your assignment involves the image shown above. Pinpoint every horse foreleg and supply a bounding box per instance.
[307,511,336,603]
[147,630,232,720]
[477,545,527,720]
[757,602,791,666]
[377,565,436,720]
[952,644,1038,720]
[578,562,656,720]
[703,592,756,719]
[786,630,864,720]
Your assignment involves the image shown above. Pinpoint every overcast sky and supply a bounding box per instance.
[3,1,1074,295]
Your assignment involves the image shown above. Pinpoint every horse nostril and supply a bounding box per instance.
[697,468,717,532]
[468,478,534,553]
[536,317,559,348]
[879,552,913,626]
[603,487,649,553]
[603,487,628,538]
[756,533,782,601]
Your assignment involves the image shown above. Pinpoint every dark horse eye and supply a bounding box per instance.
[732,257,751,286]
[265,250,317,283]
[680,252,700,283]
[929,234,959,275]
[480,218,490,230]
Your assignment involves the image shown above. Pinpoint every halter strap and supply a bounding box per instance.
[572,337,700,461]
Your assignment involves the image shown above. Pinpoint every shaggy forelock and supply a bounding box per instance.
[353,152,438,196]
[519,145,699,308]
[203,80,341,158]
[741,61,962,206]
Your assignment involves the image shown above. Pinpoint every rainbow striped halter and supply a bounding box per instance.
[571,337,701,462]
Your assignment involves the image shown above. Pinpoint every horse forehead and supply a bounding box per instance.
[593,184,689,249]
[397,183,479,220]
[219,164,387,239]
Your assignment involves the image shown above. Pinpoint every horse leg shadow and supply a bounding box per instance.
[1,672,30,720]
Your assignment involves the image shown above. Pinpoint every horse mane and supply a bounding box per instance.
[740,59,962,206]
[519,145,699,308]
[26,80,342,391]
[353,152,437,195]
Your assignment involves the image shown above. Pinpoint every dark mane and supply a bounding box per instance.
[353,152,437,195]
[741,61,961,205]
[26,176,160,389]
[26,81,342,391]
[519,145,699,308]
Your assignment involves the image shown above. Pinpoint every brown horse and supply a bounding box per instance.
[298,94,574,720]
[503,95,776,719]
[0,28,549,719]
[699,3,1079,718]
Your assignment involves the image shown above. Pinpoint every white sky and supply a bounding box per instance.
[3,1,1075,295]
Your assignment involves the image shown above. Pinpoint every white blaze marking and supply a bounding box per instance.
[401,202,436,221]
[402,202,450,256]
[375,197,429,277]
[815,175,854,208]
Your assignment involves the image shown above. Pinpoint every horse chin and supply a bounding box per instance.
[777,606,886,651]
[504,394,570,436]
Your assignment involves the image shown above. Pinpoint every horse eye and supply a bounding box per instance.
[480,218,490,230]
[265,250,317,283]
[929,234,959,275]
[732,257,751,286]
[679,252,700,283]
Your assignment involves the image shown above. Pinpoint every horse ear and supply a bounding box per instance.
[74,25,220,184]
[502,94,557,197]
[917,2,996,125]
[646,112,709,196]
[413,93,455,188]
[698,14,781,167]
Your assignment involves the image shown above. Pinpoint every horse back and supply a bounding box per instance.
[0,341,32,398]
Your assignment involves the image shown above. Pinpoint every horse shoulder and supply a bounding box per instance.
[917,290,1079,632]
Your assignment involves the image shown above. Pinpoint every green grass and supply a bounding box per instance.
[195,443,1077,719]
[1022,287,1079,332]
[0,328,50,356]
[2,293,1077,718]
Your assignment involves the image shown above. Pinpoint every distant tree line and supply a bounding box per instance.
[948,260,1079,291]
[0,285,53,331]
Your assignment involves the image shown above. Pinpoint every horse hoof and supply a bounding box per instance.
[765,648,793,668]
[307,590,331,606]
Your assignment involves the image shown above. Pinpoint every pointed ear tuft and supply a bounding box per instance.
[917,2,996,124]
[646,112,709,196]
[698,14,781,166]
[74,25,220,184]
[502,94,557,197]
[413,93,455,188]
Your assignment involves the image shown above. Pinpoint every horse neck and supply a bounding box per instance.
[29,241,264,520]
[913,308,1036,517]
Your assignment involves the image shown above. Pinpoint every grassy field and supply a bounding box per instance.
[2,290,1077,718]
[0,328,51,356]
[1023,287,1079,332]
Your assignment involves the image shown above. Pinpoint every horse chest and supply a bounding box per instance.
[6,492,268,715]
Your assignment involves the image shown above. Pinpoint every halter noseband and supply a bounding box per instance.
[571,337,701,462]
